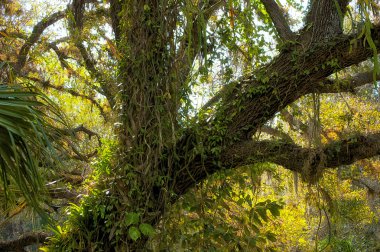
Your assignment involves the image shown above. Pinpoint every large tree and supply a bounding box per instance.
[1,0,380,250]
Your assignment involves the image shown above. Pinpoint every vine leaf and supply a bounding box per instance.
[128,226,141,241]
[125,212,139,226]
[139,223,155,237]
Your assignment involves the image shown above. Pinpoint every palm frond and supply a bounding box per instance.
[0,85,57,216]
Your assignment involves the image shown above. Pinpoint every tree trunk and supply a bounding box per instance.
[45,1,380,250]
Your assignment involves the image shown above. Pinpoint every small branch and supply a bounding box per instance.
[53,125,101,162]
[261,0,294,40]
[15,11,66,72]
[280,108,308,134]
[66,140,98,162]
[260,125,294,142]
[0,29,27,40]
[48,42,71,69]
[203,0,224,17]
[0,232,49,251]
[67,3,116,108]
[10,33,108,117]
[317,71,380,93]
[45,42,109,102]
[65,124,101,146]
[26,76,107,119]
[280,107,333,142]
[74,41,116,108]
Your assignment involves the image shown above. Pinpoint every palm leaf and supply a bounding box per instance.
[0,85,58,217]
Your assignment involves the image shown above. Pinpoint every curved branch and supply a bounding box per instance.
[15,11,66,72]
[223,132,380,180]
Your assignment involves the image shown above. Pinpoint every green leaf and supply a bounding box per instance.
[266,231,277,242]
[269,205,281,217]
[236,198,245,206]
[125,212,139,226]
[252,213,263,226]
[128,226,141,241]
[256,207,268,222]
[251,224,260,233]
[139,223,155,237]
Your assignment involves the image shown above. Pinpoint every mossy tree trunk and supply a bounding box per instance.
[98,1,380,250]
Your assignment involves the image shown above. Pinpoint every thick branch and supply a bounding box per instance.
[172,23,380,196]
[223,133,380,179]
[0,232,48,251]
[213,24,380,141]
[109,0,122,43]
[15,11,66,72]
[302,0,349,44]
[171,132,380,195]
[317,71,380,93]
[261,0,294,40]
